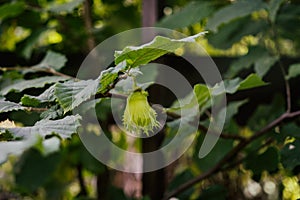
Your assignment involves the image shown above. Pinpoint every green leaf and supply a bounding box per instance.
[212,73,268,95]
[248,95,284,131]
[194,84,210,107]
[1,115,81,139]
[195,137,234,172]
[15,149,61,193]
[40,137,61,156]
[156,1,215,29]
[0,2,25,21]
[0,136,38,164]
[21,85,56,106]
[55,79,99,113]
[254,55,278,77]
[226,46,277,78]
[281,124,300,139]
[276,123,300,142]
[238,73,268,90]
[225,46,267,78]
[198,185,227,200]
[245,147,279,176]
[268,0,284,23]
[1,76,68,95]
[98,61,127,94]
[20,28,47,59]
[287,63,300,79]
[207,17,267,49]
[40,105,64,120]
[206,0,267,32]
[114,32,207,68]
[167,170,195,199]
[281,140,300,171]
[33,50,67,71]
[48,0,84,13]
[0,100,25,113]
[20,96,41,107]
[217,100,247,129]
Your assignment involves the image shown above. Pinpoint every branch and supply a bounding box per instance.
[0,66,76,80]
[163,110,300,199]
[25,107,48,112]
[83,0,95,51]
[166,110,246,141]
[77,164,88,196]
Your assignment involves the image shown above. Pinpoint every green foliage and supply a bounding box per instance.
[206,0,267,32]
[287,63,300,79]
[33,50,67,71]
[245,147,279,176]
[114,32,207,67]
[1,115,81,139]
[0,76,68,96]
[198,185,227,200]
[281,140,300,171]
[15,149,62,193]
[1,0,300,199]
[156,1,215,29]
[55,79,99,113]
[0,2,25,21]
[0,100,25,113]
[48,0,85,14]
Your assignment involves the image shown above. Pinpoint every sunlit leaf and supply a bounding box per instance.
[0,100,25,113]
[1,76,68,95]
[238,73,268,90]
[114,32,207,68]
[0,115,81,139]
[55,79,99,113]
[48,0,84,13]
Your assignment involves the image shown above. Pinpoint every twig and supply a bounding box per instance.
[163,110,300,199]
[25,107,48,112]
[166,110,246,141]
[44,67,76,79]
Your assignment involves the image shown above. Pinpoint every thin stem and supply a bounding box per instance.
[0,66,76,80]
[163,110,300,199]
[77,164,88,196]
[25,107,48,112]
[166,110,246,141]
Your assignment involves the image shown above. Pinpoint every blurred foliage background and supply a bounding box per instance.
[1,0,300,200]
